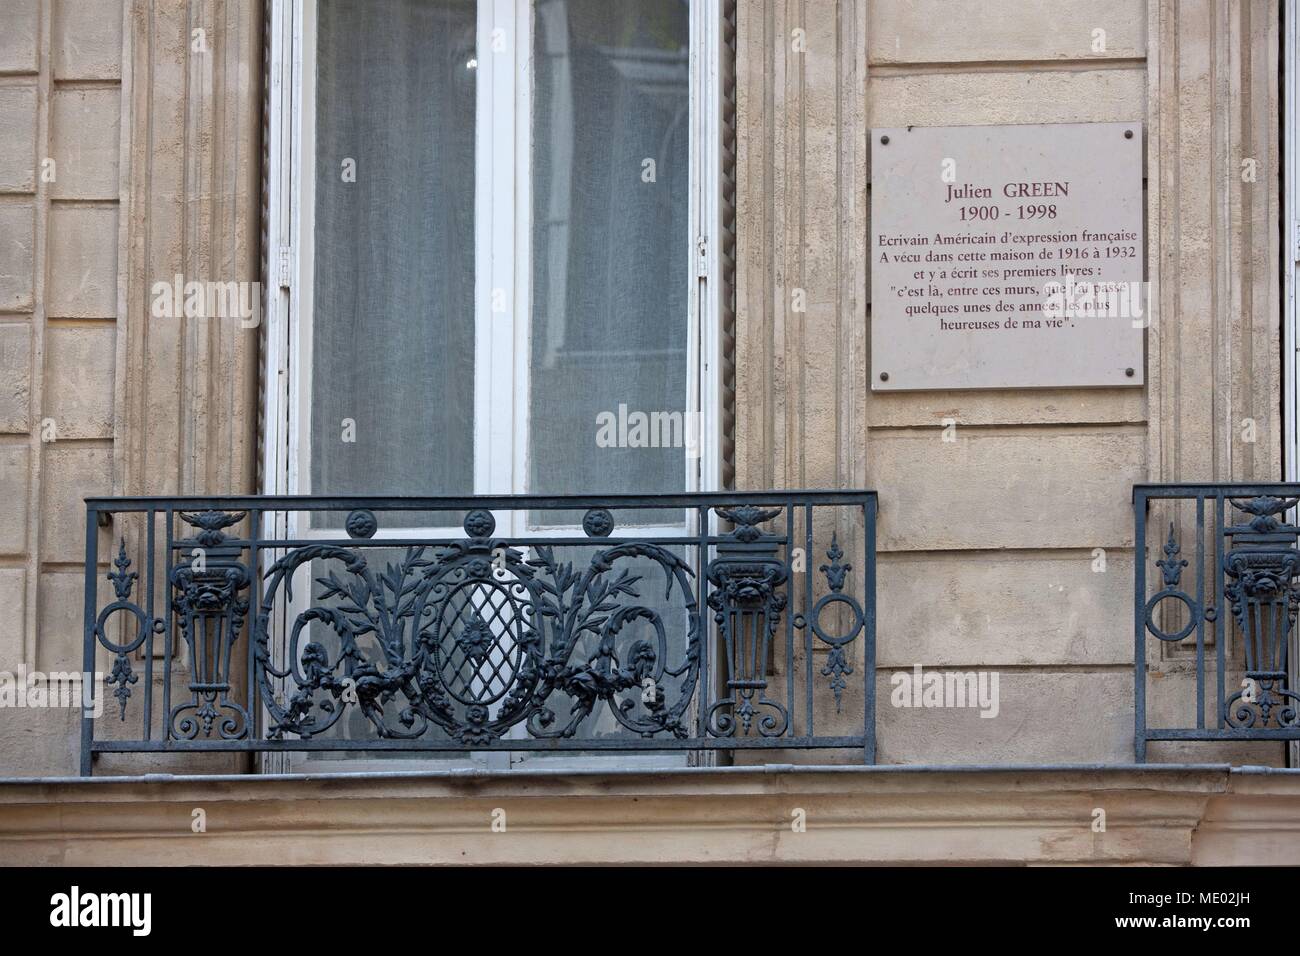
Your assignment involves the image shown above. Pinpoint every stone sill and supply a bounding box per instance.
[1,765,1297,865]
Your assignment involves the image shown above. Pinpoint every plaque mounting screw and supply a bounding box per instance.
[879,135,889,145]
[1125,367,1135,377]
[879,372,890,382]
[1124,129,1134,139]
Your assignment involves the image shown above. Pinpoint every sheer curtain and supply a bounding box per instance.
[310,0,691,514]
[311,0,478,522]
[529,0,691,513]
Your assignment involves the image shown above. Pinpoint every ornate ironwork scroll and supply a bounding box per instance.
[813,534,863,712]
[95,540,150,719]
[1222,497,1300,729]
[1142,523,1202,644]
[170,511,252,739]
[80,492,877,773]
[253,510,701,746]
[706,506,788,736]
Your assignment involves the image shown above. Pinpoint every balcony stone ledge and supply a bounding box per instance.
[0,764,1296,865]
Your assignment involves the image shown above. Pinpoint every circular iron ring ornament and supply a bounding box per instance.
[809,592,864,648]
[94,600,152,657]
[345,509,377,539]
[582,508,615,537]
[1143,587,1200,642]
[463,509,496,538]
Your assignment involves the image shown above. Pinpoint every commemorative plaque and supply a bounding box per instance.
[870,121,1144,390]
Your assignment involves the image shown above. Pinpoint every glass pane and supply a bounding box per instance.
[311,0,477,526]
[530,0,691,521]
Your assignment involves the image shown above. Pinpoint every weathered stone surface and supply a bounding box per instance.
[46,205,118,318]
[869,0,1146,64]
[1147,0,1281,487]
[118,0,260,499]
[0,707,79,778]
[869,388,1147,429]
[37,570,105,673]
[0,445,29,556]
[1195,774,1300,865]
[0,87,37,193]
[878,551,1133,667]
[38,443,111,564]
[0,203,36,311]
[867,69,1147,130]
[0,568,26,672]
[877,668,1133,763]
[52,0,123,80]
[870,427,1146,552]
[51,88,121,200]
[0,0,40,74]
[43,326,115,439]
[0,324,32,432]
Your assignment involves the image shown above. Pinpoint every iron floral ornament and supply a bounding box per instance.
[253,510,702,745]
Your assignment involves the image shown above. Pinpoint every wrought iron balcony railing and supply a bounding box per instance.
[1135,484,1300,760]
[82,491,877,774]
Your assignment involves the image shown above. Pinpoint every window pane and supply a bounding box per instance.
[312,0,477,524]
[530,0,691,515]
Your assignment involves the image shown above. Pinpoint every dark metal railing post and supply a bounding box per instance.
[1133,489,1147,762]
[80,504,99,777]
[1194,496,1205,729]
[1214,492,1226,731]
[864,495,877,765]
[803,504,814,736]
[143,509,155,741]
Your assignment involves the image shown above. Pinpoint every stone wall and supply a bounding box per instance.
[1,0,127,774]
[0,0,1285,776]
[735,0,1282,765]
[0,0,259,776]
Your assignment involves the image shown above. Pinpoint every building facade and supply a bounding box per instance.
[0,0,1298,865]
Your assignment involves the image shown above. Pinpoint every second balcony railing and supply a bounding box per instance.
[1135,484,1300,760]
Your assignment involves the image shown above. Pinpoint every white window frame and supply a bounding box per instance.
[262,0,726,772]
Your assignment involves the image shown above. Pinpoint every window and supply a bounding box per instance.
[266,0,727,511]
[262,0,729,770]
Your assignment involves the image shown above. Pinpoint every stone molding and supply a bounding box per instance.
[1,766,1295,865]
